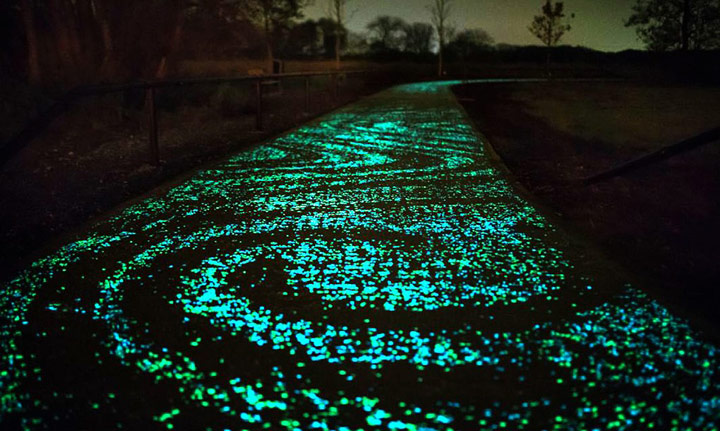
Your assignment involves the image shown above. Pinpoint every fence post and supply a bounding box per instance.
[255,79,263,131]
[332,73,338,101]
[146,87,160,166]
[305,77,310,113]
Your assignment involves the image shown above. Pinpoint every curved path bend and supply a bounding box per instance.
[1,81,719,430]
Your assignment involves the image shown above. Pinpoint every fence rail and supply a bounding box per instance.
[584,126,720,185]
[1,70,373,167]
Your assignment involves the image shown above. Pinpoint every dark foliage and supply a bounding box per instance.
[366,15,407,53]
[446,29,495,61]
[626,0,720,51]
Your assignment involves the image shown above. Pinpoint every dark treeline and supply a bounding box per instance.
[6,0,199,86]
[3,0,720,91]
[0,1,450,88]
[2,0,318,87]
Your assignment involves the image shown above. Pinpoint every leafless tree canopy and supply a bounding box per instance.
[9,0,310,86]
[528,0,573,48]
[244,0,311,70]
[367,15,407,52]
[327,0,351,68]
[429,0,453,76]
[404,22,435,55]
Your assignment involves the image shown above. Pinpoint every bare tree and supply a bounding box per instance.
[429,0,452,77]
[281,18,323,57]
[48,0,81,81]
[528,0,573,76]
[93,0,115,78]
[245,0,310,73]
[152,0,187,80]
[9,0,315,86]
[367,15,406,52]
[19,0,40,83]
[403,22,434,55]
[327,0,350,69]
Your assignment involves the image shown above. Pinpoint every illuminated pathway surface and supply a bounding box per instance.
[1,81,719,431]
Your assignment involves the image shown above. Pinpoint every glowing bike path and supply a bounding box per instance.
[1,81,719,430]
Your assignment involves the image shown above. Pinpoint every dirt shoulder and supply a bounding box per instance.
[455,81,720,328]
[0,76,389,282]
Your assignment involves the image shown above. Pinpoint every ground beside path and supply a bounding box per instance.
[0,74,388,282]
[1,81,719,431]
[455,81,720,329]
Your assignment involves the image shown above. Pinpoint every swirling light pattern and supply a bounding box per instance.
[1,81,719,431]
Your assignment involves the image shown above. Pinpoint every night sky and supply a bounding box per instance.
[306,0,642,52]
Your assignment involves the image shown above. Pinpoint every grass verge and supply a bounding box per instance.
[455,81,720,328]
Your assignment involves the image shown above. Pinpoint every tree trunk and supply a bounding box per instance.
[75,0,97,79]
[64,0,85,76]
[153,2,184,80]
[438,32,444,77]
[147,1,184,111]
[438,47,443,77]
[266,39,274,74]
[681,0,691,51]
[20,0,41,84]
[264,14,274,73]
[95,2,115,79]
[334,1,342,70]
[546,48,552,77]
[335,30,341,70]
[50,0,78,83]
